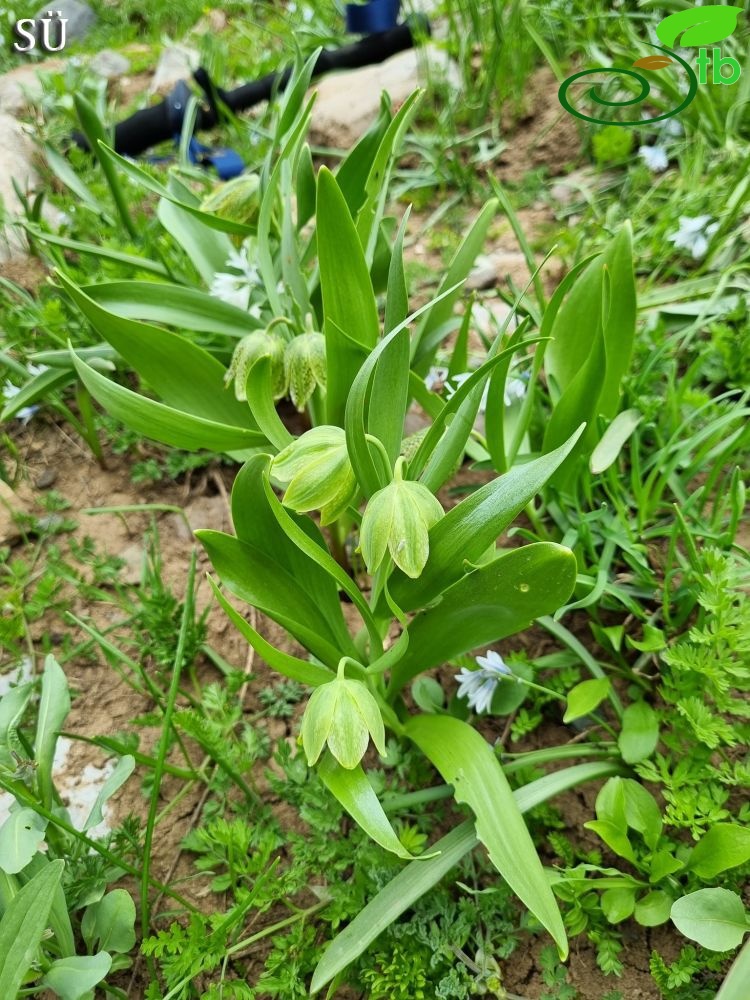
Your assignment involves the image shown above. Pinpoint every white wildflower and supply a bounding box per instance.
[2,382,37,425]
[667,215,719,260]
[424,366,449,392]
[210,244,261,311]
[639,145,668,173]
[456,650,514,714]
[445,372,527,412]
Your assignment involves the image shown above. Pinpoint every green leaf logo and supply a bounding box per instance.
[656,5,743,48]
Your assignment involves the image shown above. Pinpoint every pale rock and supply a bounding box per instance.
[467,250,530,291]
[32,0,96,46]
[309,44,461,148]
[0,479,32,546]
[118,542,145,586]
[0,58,66,115]
[89,48,131,80]
[550,167,616,206]
[150,43,200,95]
[0,113,40,261]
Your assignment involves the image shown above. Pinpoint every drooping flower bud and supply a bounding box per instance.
[301,665,386,769]
[200,173,261,226]
[225,331,287,401]
[271,425,357,525]
[360,458,444,579]
[284,325,326,411]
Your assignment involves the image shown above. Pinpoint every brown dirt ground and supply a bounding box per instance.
[0,63,686,1000]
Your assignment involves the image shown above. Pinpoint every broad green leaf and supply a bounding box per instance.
[635,890,673,927]
[40,952,112,1000]
[196,530,351,667]
[311,760,621,991]
[317,167,379,426]
[317,754,428,861]
[44,145,111,221]
[656,7,743,47]
[59,272,252,428]
[20,854,75,958]
[244,357,295,452]
[356,89,422,263]
[0,860,63,997]
[412,199,498,367]
[35,655,70,811]
[97,143,254,236]
[590,409,642,474]
[0,809,48,874]
[157,197,233,286]
[20,224,170,277]
[388,543,577,695]
[207,577,333,687]
[599,223,636,419]
[335,97,391,216]
[621,779,662,851]
[0,366,73,422]
[83,281,261,338]
[0,685,32,750]
[370,211,411,466]
[81,890,135,953]
[618,701,659,764]
[584,820,637,864]
[70,350,265,453]
[716,938,750,999]
[406,714,568,958]
[391,427,584,611]
[650,850,684,883]
[601,887,636,923]
[688,825,750,880]
[230,457,352,652]
[671,889,748,951]
[83,756,135,832]
[563,678,611,723]
[73,95,136,238]
[411,677,445,713]
[275,49,320,141]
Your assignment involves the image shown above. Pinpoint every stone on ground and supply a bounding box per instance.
[309,44,461,147]
[150,43,200,95]
[32,0,96,46]
[89,48,131,80]
[0,58,66,115]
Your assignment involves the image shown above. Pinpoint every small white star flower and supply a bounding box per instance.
[424,366,449,392]
[210,245,261,311]
[639,145,668,173]
[668,215,719,260]
[456,650,514,714]
[445,373,527,412]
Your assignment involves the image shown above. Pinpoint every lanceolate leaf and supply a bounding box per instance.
[317,754,429,862]
[229,456,354,654]
[35,655,70,811]
[405,715,567,957]
[716,938,750,1000]
[390,427,584,611]
[412,199,498,368]
[196,530,352,668]
[388,543,577,695]
[157,197,233,286]
[82,281,261,338]
[207,578,334,687]
[0,860,64,998]
[70,351,265,452]
[317,167,379,426]
[311,760,621,991]
[59,272,252,428]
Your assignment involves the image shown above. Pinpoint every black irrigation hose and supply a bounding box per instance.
[72,15,430,158]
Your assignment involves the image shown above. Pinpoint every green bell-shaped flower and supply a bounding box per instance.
[271,425,357,525]
[225,330,287,401]
[284,322,327,411]
[301,664,386,770]
[200,173,261,226]
[360,457,444,578]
